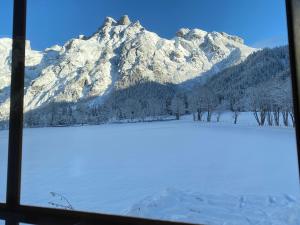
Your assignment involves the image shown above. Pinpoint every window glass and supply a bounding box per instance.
[0,0,13,203]
[21,1,300,224]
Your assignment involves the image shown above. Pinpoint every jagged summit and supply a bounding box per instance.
[98,15,245,45]
[102,15,132,27]
[118,15,131,25]
[220,32,244,44]
[175,28,244,44]
[103,16,117,27]
[176,28,207,40]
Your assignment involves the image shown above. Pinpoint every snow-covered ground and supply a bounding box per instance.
[127,189,300,225]
[0,115,299,225]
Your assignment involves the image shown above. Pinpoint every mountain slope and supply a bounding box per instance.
[0,15,256,122]
[202,46,291,109]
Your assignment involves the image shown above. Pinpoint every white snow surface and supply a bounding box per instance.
[1,115,299,224]
[127,188,300,225]
[0,15,256,121]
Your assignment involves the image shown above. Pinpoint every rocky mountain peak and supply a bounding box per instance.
[176,28,190,38]
[103,16,117,27]
[176,28,208,40]
[220,32,244,44]
[118,15,131,25]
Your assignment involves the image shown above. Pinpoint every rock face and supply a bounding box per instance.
[118,15,131,25]
[0,15,256,121]
[103,16,117,27]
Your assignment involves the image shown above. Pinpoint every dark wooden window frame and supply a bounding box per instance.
[0,0,299,224]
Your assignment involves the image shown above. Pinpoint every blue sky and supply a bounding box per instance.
[0,0,288,50]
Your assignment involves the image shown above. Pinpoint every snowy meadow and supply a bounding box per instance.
[0,3,297,224]
[0,114,299,224]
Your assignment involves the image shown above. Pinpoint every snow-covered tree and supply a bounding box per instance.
[249,86,269,126]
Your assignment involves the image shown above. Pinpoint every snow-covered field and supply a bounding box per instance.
[0,114,299,225]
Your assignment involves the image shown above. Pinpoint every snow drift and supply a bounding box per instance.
[127,188,300,225]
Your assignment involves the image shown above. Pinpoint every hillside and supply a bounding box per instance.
[203,46,291,108]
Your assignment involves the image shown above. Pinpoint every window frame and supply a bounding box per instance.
[0,0,299,224]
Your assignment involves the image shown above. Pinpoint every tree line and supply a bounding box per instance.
[22,76,294,128]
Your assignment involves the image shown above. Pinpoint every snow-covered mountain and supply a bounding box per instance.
[0,15,256,121]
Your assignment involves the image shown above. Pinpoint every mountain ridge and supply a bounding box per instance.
[0,15,256,123]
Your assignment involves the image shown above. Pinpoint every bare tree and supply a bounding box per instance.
[272,106,280,126]
[282,111,289,126]
[250,86,268,126]
[188,86,217,122]
[215,100,228,122]
[286,91,295,127]
[267,111,274,126]
[229,95,242,124]
[171,94,185,120]
[281,83,294,127]
[202,88,218,122]
[232,107,241,124]
[188,93,204,121]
